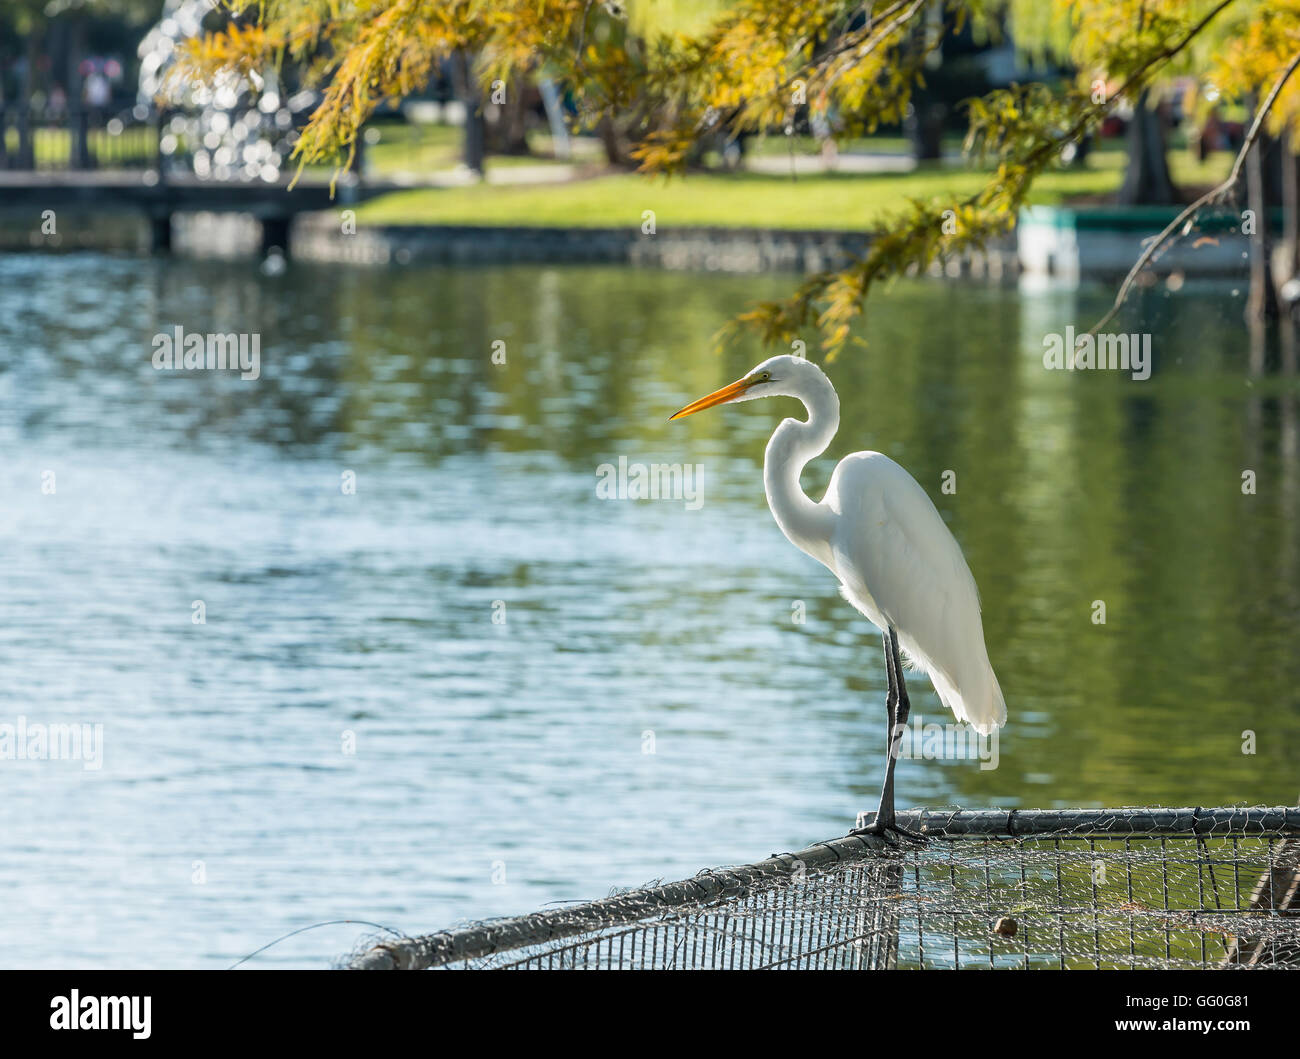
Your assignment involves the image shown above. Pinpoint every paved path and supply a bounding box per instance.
[745,150,966,176]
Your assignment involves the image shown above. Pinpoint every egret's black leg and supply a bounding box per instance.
[883,630,924,840]
[875,629,900,829]
[849,628,925,843]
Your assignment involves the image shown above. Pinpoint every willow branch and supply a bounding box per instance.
[1088,43,1300,336]
[819,0,928,96]
[1018,0,1239,174]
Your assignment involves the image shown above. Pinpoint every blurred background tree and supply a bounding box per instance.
[44,0,1300,354]
[2,0,163,164]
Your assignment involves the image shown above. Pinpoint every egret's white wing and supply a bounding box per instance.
[825,451,1005,733]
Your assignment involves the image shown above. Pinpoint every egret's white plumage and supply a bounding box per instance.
[671,353,1004,738]
[826,452,1004,735]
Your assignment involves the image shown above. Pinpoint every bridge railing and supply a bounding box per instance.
[0,104,331,183]
[0,105,161,171]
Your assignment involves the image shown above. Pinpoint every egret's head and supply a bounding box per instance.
[668,354,826,420]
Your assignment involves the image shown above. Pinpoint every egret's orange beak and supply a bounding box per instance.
[669,376,756,421]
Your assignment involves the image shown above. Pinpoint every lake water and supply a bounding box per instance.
[1,253,1297,967]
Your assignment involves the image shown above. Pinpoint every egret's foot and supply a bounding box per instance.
[848,818,927,844]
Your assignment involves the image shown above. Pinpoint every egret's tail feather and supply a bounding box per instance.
[964,667,1006,736]
[884,625,1005,735]
[920,656,1006,737]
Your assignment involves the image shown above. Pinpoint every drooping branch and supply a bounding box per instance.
[1088,42,1300,337]
[721,0,1243,356]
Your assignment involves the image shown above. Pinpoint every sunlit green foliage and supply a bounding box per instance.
[174,1,1300,356]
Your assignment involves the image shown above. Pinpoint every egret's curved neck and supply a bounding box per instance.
[763,372,838,569]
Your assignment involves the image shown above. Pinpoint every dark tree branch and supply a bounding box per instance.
[1089,44,1300,336]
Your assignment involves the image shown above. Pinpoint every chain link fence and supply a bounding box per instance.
[348,807,1300,970]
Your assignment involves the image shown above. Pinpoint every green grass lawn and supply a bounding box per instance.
[355,146,1234,229]
[362,122,597,175]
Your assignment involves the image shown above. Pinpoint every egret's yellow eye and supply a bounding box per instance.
[757,371,771,382]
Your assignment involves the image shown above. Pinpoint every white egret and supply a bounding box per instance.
[670,354,1005,840]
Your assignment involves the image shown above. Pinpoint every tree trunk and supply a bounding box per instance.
[1278,129,1298,300]
[450,51,485,176]
[69,17,91,169]
[487,87,530,155]
[905,101,945,162]
[18,26,40,168]
[1246,99,1278,329]
[596,113,627,167]
[1117,90,1176,205]
[67,16,84,109]
[538,79,570,159]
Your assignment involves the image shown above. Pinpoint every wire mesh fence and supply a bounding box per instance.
[348,807,1300,970]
